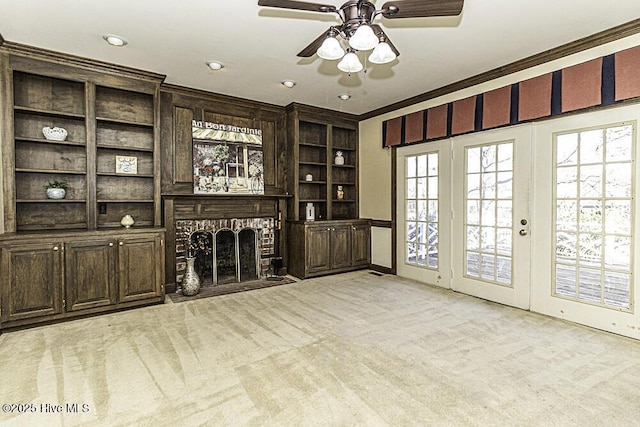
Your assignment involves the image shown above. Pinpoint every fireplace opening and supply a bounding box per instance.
[215,230,237,284]
[239,229,258,282]
[192,231,213,282]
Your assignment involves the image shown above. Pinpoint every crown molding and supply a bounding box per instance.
[161,83,285,115]
[0,40,165,83]
[360,18,640,121]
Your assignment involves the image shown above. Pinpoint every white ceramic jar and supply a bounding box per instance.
[120,214,135,228]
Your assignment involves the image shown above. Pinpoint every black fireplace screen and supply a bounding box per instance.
[176,217,275,286]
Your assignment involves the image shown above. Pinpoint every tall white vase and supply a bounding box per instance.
[181,257,201,296]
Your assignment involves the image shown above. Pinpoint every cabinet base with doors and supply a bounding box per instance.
[287,219,371,279]
[285,104,369,278]
[0,228,165,331]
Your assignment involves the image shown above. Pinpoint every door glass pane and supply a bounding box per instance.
[407,156,417,178]
[464,141,513,286]
[405,152,439,270]
[557,166,578,198]
[605,163,632,197]
[557,133,578,165]
[579,130,604,164]
[606,126,632,162]
[553,123,634,310]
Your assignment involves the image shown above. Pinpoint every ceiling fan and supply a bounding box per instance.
[257,0,464,73]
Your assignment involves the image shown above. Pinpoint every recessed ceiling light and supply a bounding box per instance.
[103,34,128,47]
[281,80,296,88]
[338,94,351,100]
[206,61,224,71]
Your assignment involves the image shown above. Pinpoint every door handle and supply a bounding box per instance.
[519,229,528,236]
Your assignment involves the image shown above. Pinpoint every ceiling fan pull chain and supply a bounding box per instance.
[363,50,368,73]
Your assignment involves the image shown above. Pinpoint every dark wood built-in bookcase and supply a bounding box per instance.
[95,85,156,228]
[0,47,165,332]
[6,69,161,232]
[285,103,370,279]
[12,72,89,230]
[286,103,359,221]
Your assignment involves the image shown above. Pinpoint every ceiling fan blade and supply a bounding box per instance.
[381,0,464,19]
[297,28,334,57]
[258,0,337,13]
[370,25,400,57]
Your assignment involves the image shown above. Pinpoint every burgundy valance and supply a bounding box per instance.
[383,45,640,147]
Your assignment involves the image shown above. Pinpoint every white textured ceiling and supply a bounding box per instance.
[2,1,640,115]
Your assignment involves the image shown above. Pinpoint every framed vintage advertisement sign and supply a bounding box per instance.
[192,121,264,194]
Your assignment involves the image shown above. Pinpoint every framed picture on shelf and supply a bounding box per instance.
[115,155,138,174]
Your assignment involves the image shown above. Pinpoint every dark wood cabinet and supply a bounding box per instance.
[118,233,164,303]
[351,222,371,267]
[65,238,116,312]
[329,224,353,270]
[305,225,331,274]
[0,241,63,322]
[0,48,166,332]
[0,229,165,331]
[285,104,367,279]
[288,219,370,279]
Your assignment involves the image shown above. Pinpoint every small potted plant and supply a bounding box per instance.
[44,180,69,200]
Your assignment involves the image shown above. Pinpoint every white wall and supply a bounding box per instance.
[359,33,640,271]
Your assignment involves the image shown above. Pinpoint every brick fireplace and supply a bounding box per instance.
[162,195,288,293]
[175,217,275,287]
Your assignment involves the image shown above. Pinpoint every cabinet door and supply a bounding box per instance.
[118,234,164,303]
[1,242,63,322]
[351,223,371,267]
[305,226,332,274]
[65,239,116,311]
[330,225,352,270]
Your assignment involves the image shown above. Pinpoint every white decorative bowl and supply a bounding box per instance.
[42,127,68,141]
[46,188,66,200]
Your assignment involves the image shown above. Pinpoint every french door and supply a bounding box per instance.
[531,105,640,339]
[396,139,451,288]
[395,105,640,339]
[451,126,532,310]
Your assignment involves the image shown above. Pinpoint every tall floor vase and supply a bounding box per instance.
[181,257,201,296]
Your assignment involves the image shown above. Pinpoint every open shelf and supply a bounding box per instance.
[7,69,160,232]
[15,136,86,147]
[14,106,85,120]
[96,116,154,128]
[16,199,87,203]
[287,105,359,221]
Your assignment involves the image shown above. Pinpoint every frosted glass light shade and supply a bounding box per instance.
[337,52,363,73]
[317,36,345,60]
[349,25,379,51]
[368,42,396,64]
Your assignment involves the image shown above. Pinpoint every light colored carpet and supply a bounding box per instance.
[1,271,639,426]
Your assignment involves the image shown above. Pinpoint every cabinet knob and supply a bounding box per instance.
[53,246,59,251]
[327,227,331,231]
[109,242,114,247]
[119,241,124,246]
